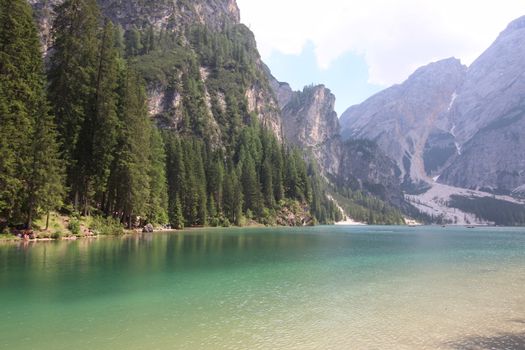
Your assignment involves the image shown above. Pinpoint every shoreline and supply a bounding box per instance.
[3,223,508,244]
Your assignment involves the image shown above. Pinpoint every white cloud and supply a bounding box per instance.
[237,0,525,86]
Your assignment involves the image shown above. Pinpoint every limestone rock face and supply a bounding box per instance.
[439,16,525,192]
[269,76,342,175]
[269,74,403,203]
[340,58,467,189]
[341,16,525,194]
[29,0,240,34]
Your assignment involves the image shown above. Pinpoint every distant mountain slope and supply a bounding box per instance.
[439,16,525,193]
[340,16,525,196]
[340,58,466,190]
[268,75,408,215]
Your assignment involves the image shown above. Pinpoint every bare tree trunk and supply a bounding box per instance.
[45,211,50,231]
[74,191,79,211]
[27,207,33,230]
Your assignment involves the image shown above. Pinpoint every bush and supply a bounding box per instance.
[51,231,62,239]
[260,208,276,226]
[68,219,80,235]
[221,218,231,227]
[90,216,124,236]
[209,217,221,227]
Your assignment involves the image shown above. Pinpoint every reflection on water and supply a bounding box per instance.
[1,226,524,349]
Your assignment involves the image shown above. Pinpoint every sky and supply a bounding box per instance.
[236,0,525,115]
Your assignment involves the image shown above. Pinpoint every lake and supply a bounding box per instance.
[1,226,524,349]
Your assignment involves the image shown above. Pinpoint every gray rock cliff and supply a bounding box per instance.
[340,58,467,190]
[275,82,342,175]
[439,16,525,192]
[341,16,525,195]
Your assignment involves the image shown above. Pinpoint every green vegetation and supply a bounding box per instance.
[89,216,124,235]
[449,195,525,226]
[330,191,404,225]
[0,0,64,231]
[0,0,344,235]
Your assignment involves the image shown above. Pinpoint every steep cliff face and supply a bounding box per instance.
[439,16,525,193]
[269,75,405,205]
[341,16,525,196]
[273,81,342,175]
[340,58,467,189]
[29,0,239,52]
[99,0,240,30]
[29,0,282,142]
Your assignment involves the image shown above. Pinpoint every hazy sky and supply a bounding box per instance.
[236,0,525,115]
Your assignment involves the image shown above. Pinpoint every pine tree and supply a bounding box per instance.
[284,149,300,200]
[0,0,34,221]
[271,141,285,202]
[171,194,184,229]
[47,0,100,208]
[206,155,224,213]
[261,158,274,207]
[26,104,65,228]
[232,170,244,225]
[146,124,168,225]
[124,26,142,57]
[110,67,151,227]
[166,135,186,227]
[83,20,119,213]
[240,150,262,217]
[0,0,64,227]
[193,141,208,226]
[222,167,243,225]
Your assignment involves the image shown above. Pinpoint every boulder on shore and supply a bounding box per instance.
[142,224,154,233]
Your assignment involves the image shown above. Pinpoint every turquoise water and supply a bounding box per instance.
[1,226,524,349]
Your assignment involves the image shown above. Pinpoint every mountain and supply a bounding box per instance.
[16,0,351,230]
[341,16,525,196]
[268,75,408,218]
[269,76,342,175]
[340,58,467,190]
[439,16,525,193]
[30,0,283,142]
[29,0,240,49]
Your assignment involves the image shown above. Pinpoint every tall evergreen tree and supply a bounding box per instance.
[0,0,64,227]
[146,124,168,225]
[166,135,186,227]
[261,158,274,207]
[80,20,119,213]
[223,167,243,225]
[47,0,100,208]
[110,67,151,227]
[240,150,262,217]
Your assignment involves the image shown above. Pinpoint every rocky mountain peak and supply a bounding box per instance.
[30,0,241,51]
[281,84,340,147]
[502,15,525,33]
[340,57,466,188]
[268,77,342,175]
[341,15,525,196]
[408,57,465,85]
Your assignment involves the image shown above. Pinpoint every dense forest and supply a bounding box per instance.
[449,195,525,226]
[0,0,344,236]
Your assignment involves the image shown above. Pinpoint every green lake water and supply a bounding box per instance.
[1,226,524,349]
